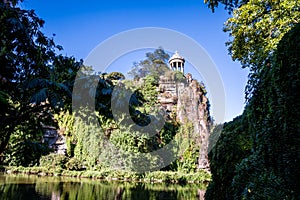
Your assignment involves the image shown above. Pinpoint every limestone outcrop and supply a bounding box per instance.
[157,73,211,170]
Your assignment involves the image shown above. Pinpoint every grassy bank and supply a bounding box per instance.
[3,166,211,184]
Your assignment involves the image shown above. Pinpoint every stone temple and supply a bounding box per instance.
[169,51,185,74]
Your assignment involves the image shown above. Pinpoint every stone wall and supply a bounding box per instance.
[42,126,67,155]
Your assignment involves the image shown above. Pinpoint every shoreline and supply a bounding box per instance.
[1,165,211,185]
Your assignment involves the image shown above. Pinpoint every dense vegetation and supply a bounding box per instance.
[0,0,208,183]
[1,1,299,199]
[206,0,300,199]
[0,0,81,165]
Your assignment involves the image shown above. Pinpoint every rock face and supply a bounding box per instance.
[42,126,67,155]
[157,76,185,116]
[157,73,211,170]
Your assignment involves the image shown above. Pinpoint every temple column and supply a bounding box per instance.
[168,51,185,74]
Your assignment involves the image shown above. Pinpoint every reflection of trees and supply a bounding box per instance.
[197,189,205,200]
[51,191,61,200]
[0,183,50,200]
[1,175,207,199]
[114,187,124,200]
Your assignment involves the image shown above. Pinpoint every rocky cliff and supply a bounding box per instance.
[157,73,211,170]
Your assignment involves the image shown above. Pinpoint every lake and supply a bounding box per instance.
[0,174,207,200]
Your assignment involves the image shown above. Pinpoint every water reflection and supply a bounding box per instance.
[0,174,206,200]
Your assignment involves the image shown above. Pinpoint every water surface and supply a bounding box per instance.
[0,174,206,200]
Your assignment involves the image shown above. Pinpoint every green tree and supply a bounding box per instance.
[128,47,170,79]
[224,0,300,68]
[4,124,49,166]
[205,1,300,199]
[204,0,249,13]
[233,24,300,199]
[0,1,81,161]
[205,114,251,200]
[205,0,300,98]
[223,0,299,98]
[139,75,159,110]
[106,72,126,81]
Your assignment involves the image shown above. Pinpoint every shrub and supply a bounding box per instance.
[4,126,50,167]
[65,157,82,171]
[39,153,68,169]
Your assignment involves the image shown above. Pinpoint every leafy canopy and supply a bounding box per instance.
[204,0,249,13]
[224,0,300,70]
[206,1,300,198]
[128,47,170,80]
[0,1,82,156]
[222,0,300,99]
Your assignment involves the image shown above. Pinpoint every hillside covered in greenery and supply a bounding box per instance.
[205,0,300,199]
[0,1,212,183]
[1,0,299,199]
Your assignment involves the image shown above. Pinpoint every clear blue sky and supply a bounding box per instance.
[21,0,249,123]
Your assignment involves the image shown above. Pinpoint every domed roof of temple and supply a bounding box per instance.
[169,51,185,62]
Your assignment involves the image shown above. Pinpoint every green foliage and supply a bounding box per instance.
[239,23,300,199]
[224,0,300,99]
[205,114,251,200]
[175,145,199,173]
[0,1,209,181]
[128,47,170,79]
[3,166,211,184]
[72,118,104,169]
[232,154,289,200]
[165,70,185,82]
[206,22,300,200]
[54,110,75,156]
[106,71,125,81]
[204,0,249,13]
[208,123,223,152]
[39,153,68,169]
[139,75,159,108]
[104,120,178,172]
[65,157,83,171]
[54,110,75,137]
[62,67,184,172]
[171,121,200,173]
[3,123,50,167]
[224,0,300,69]
[143,170,210,183]
[0,1,81,157]
[73,73,115,120]
[0,91,14,155]
[0,91,10,113]
[205,1,300,199]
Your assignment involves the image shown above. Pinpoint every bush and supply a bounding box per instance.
[143,171,211,184]
[65,157,82,171]
[39,153,68,169]
[4,126,50,167]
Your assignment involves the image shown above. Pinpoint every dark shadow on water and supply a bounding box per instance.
[0,183,51,200]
